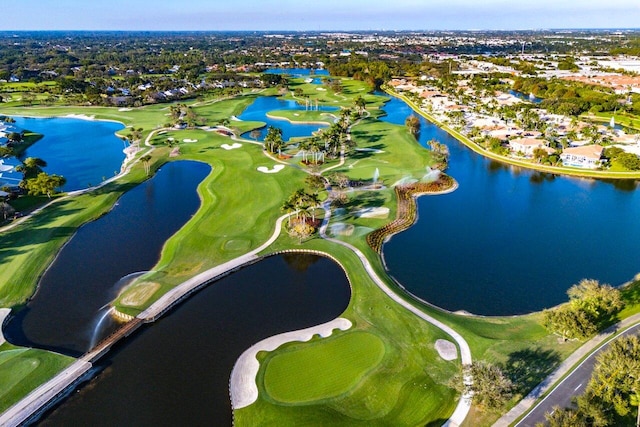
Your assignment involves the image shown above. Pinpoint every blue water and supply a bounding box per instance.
[380,95,640,315]
[4,161,211,356]
[10,116,126,191]
[238,96,338,142]
[265,68,330,78]
[509,90,543,104]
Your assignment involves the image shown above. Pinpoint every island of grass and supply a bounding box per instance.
[1,78,639,426]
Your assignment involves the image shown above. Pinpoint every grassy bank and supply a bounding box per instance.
[2,82,637,426]
[389,89,640,181]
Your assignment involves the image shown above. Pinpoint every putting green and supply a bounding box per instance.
[263,331,385,403]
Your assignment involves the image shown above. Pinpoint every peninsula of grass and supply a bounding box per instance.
[3,82,639,426]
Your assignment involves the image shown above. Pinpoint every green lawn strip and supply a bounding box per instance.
[0,344,73,413]
[266,109,335,124]
[113,131,309,314]
[262,331,385,403]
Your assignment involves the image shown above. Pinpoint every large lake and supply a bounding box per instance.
[380,95,640,315]
[4,161,211,356]
[7,116,126,191]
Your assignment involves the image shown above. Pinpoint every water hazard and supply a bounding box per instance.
[10,116,127,191]
[36,254,350,426]
[379,95,640,315]
[3,161,210,356]
[238,96,338,142]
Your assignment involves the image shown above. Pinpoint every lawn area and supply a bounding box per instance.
[0,344,73,413]
[262,331,385,403]
[3,80,636,427]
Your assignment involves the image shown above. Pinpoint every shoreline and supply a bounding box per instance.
[229,317,352,409]
[265,112,333,126]
[0,308,10,346]
[386,89,640,181]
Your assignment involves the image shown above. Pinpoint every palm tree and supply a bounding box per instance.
[264,126,283,153]
[405,115,421,135]
[354,96,366,115]
[140,154,152,176]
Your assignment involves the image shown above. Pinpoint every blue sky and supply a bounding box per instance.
[8,0,640,31]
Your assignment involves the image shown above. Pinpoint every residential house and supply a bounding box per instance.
[509,138,551,157]
[560,145,604,169]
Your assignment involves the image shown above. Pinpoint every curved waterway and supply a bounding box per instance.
[36,254,350,426]
[238,96,338,142]
[379,95,640,315]
[4,161,210,356]
[10,116,127,191]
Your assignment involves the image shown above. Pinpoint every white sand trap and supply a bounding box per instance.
[221,143,242,150]
[329,222,355,236]
[257,165,285,174]
[357,207,390,219]
[118,108,132,111]
[435,339,458,361]
[355,147,385,154]
[183,138,198,143]
[230,317,352,409]
[316,87,326,91]
[0,308,10,345]
[230,115,241,121]
[65,113,95,121]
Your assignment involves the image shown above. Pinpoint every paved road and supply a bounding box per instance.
[515,322,640,426]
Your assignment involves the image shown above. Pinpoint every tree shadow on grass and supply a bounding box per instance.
[501,347,561,397]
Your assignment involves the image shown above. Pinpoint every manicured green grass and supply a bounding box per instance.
[262,331,385,403]
[0,344,73,413]
[4,82,631,426]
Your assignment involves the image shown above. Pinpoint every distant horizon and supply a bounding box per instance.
[2,28,639,33]
[7,0,640,32]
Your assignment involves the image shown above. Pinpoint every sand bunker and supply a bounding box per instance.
[357,207,390,219]
[355,148,385,154]
[221,143,242,150]
[169,147,180,157]
[329,223,355,236]
[257,165,285,174]
[230,317,352,409]
[183,138,198,143]
[119,282,161,307]
[435,339,458,361]
[65,113,95,121]
[118,108,132,111]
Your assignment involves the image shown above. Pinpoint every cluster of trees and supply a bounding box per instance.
[513,77,624,116]
[542,279,624,342]
[605,147,640,171]
[281,187,322,242]
[15,157,66,198]
[545,335,640,427]
[450,361,514,411]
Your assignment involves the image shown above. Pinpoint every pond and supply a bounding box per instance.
[6,116,127,191]
[379,95,640,315]
[3,161,211,356]
[36,254,350,426]
[238,96,338,142]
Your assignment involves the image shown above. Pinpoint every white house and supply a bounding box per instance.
[560,145,604,169]
[508,138,551,157]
